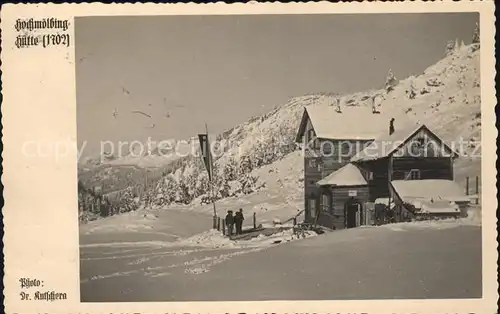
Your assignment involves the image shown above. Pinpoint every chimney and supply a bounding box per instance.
[389,118,395,135]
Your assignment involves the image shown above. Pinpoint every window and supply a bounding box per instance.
[406,169,421,180]
[417,137,426,146]
[309,198,317,218]
[410,137,426,156]
[308,159,317,168]
[367,171,374,180]
[307,129,316,142]
[317,161,323,172]
[340,142,351,155]
[322,141,333,154]
[314,138,320,150]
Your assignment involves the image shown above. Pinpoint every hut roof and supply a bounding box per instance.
[391,179,470,203]
[317,163,368,186]
[296,105,406,142]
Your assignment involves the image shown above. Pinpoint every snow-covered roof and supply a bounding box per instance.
[316,163,368,186]
[374,198,396,209]
[375,198,390,205]
[392,179,470,203]
[419,201,461,214]
[351,123,457,162]
[296,105,402,141]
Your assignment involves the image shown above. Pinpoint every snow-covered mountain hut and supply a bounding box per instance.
[296,105,468,230]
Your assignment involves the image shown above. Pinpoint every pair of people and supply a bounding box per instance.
[225,208,244,236]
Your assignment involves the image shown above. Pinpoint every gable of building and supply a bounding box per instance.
[392,125,457,158]
[295,109,311,143]
[351,124,459,162]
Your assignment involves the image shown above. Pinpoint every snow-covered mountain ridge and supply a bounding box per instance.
[154,42,481,202]
[80,43,482,212]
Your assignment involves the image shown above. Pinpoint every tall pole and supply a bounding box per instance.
[145,169,149,209]
[205,123,217,220]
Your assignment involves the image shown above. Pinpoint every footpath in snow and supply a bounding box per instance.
[81,226,317,250]
[81,205,480,251]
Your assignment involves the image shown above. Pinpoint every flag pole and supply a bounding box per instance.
[205,123,218,224]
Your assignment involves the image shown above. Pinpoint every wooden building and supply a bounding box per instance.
[315,163,370,230]
[389,180,471,220]
[295,105,402,227]
[296,105,468,229]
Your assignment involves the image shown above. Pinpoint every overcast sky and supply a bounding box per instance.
[75,13,478,157]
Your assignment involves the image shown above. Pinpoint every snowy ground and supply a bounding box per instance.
[80,205,482,301]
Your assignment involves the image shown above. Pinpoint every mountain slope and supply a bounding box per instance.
[158,42,481,200]
[80,43,481,220]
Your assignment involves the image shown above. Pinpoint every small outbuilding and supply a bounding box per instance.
[316,163,370,229]
[390,179,470,219]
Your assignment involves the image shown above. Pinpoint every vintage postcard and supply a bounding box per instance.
[1,2,497,313]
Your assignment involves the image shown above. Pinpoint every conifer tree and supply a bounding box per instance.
[472,22,480,44]
[385,69,398,93]
[445,40,456,56]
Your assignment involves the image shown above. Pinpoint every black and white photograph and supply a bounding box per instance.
[75,13,484,302]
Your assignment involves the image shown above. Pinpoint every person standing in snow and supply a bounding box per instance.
[225,210,234,236]
[234,208,245,235]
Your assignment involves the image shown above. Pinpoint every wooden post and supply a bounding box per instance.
[222,220,226,236]
[363,206,367,225]
[253,212,257,229]
[217,217,221,231]
[475,176,479,204]
[212,215,217,229]
[359,205,363,226]
[205,123,218,227]
[465,176,469,195]
[144,169,148,208]
[210,182,217,227]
